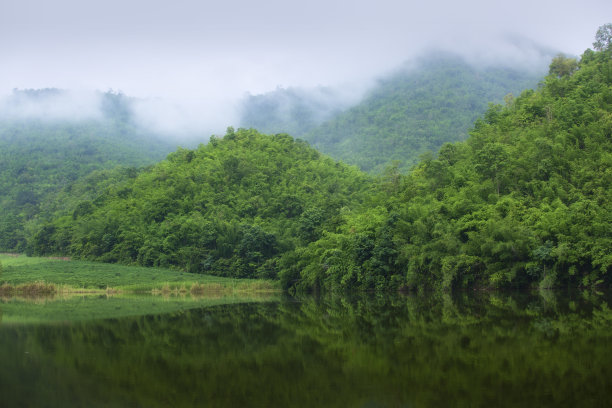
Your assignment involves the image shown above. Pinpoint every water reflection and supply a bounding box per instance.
[1,290,611,407]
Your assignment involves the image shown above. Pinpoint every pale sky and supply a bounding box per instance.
[1,0,610,134]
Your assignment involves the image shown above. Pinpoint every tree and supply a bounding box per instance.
[549,54,578,77]
[593,23,612,51]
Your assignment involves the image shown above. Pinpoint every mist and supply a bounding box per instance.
[130,96,240,139]
[1,0,610,137]
[0,35,571,140]
[0,89,239,142]
[0,89,104,122]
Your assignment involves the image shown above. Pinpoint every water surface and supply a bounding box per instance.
[1,291,611,407]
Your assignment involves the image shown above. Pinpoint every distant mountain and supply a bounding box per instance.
[238,86,364,138]
[0,89,177,250]
[303,53,545,173]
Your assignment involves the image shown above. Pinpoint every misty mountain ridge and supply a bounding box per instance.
[0,89,178,172]
[238,46,554,140]
[301,51,548,173]
[0,43,567,252]
[23,41,612,290]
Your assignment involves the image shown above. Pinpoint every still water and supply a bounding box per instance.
[1,291,611,407]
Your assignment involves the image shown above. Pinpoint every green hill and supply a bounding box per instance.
[291,46,611,291]
[0,89,176,250]
[28,128,369,279]
[304,53,544,173]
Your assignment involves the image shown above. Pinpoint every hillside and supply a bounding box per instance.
[304,53,544,173]
[28,128,370,279]
[290,47,611,291]
[0,89,177,250]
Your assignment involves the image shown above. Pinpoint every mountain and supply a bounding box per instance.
[0,89,177,250]
[291,47,611,291]
[303,53,545,173]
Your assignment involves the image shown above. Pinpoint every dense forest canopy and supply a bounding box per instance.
[289,46,612,292]
[28,129,370,279]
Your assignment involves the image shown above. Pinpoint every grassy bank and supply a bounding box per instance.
[0,254,280,294]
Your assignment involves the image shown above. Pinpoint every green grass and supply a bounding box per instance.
[0,254,280,292]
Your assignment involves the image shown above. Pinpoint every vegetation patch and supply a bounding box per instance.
[0,282,57,297]
[0,255,280,295]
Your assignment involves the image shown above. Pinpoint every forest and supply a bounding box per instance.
[3,30,611,293]
[288,47,611,292]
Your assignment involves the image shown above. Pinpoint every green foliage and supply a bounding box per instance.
[28,129,369,279]
[303,52,543,173]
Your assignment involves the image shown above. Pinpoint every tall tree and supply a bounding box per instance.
[593,23,612,51]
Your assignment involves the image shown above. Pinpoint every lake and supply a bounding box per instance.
[1,290,611,407]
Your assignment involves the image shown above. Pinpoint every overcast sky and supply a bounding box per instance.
[1,0,610,133]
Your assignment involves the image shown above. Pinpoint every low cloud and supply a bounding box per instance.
[0,89,104,122]
[0,88,240,144]
[130,96,239,140]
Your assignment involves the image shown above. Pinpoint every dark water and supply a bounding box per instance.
[1,291,612,407]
